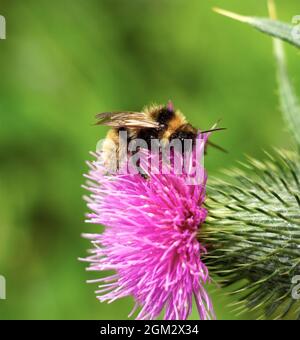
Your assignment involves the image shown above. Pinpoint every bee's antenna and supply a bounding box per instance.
[200,127,226,134]
[201,124,227,153]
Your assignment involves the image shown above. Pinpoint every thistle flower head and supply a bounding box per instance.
[202,150,300,319]
[82,133,214,320]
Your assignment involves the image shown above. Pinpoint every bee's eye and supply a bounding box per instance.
[170,132,179,140]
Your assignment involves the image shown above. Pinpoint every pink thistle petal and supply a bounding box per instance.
[82,133,214,320]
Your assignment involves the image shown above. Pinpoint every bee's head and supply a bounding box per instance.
[170,124,198,143]
[156,102,176,126]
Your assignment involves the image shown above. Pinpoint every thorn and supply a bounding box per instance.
[213,7,252,24]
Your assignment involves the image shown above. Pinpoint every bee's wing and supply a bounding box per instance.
[95,112,160,129]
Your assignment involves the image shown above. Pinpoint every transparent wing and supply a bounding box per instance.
[95,112,160,129]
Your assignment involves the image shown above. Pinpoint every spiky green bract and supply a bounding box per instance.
[200,150,300,320]
[214,5,300,148]
[213,8,300,49]
[272,26,300,149]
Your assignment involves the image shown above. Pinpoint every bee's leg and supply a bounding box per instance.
[206,140,228,153]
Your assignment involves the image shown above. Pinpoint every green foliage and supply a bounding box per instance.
[272,28,300,148]
[206,1,300,320]
[215,6,300,148]
[202,150,300,319]
[214,8,300,49]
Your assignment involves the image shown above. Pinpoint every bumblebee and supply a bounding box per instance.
[96,101,225,169]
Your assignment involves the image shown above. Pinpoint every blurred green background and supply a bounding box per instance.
[0,0,299,320]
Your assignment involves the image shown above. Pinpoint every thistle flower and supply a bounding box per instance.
[201,150,300,319]
[82,135,214,320]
